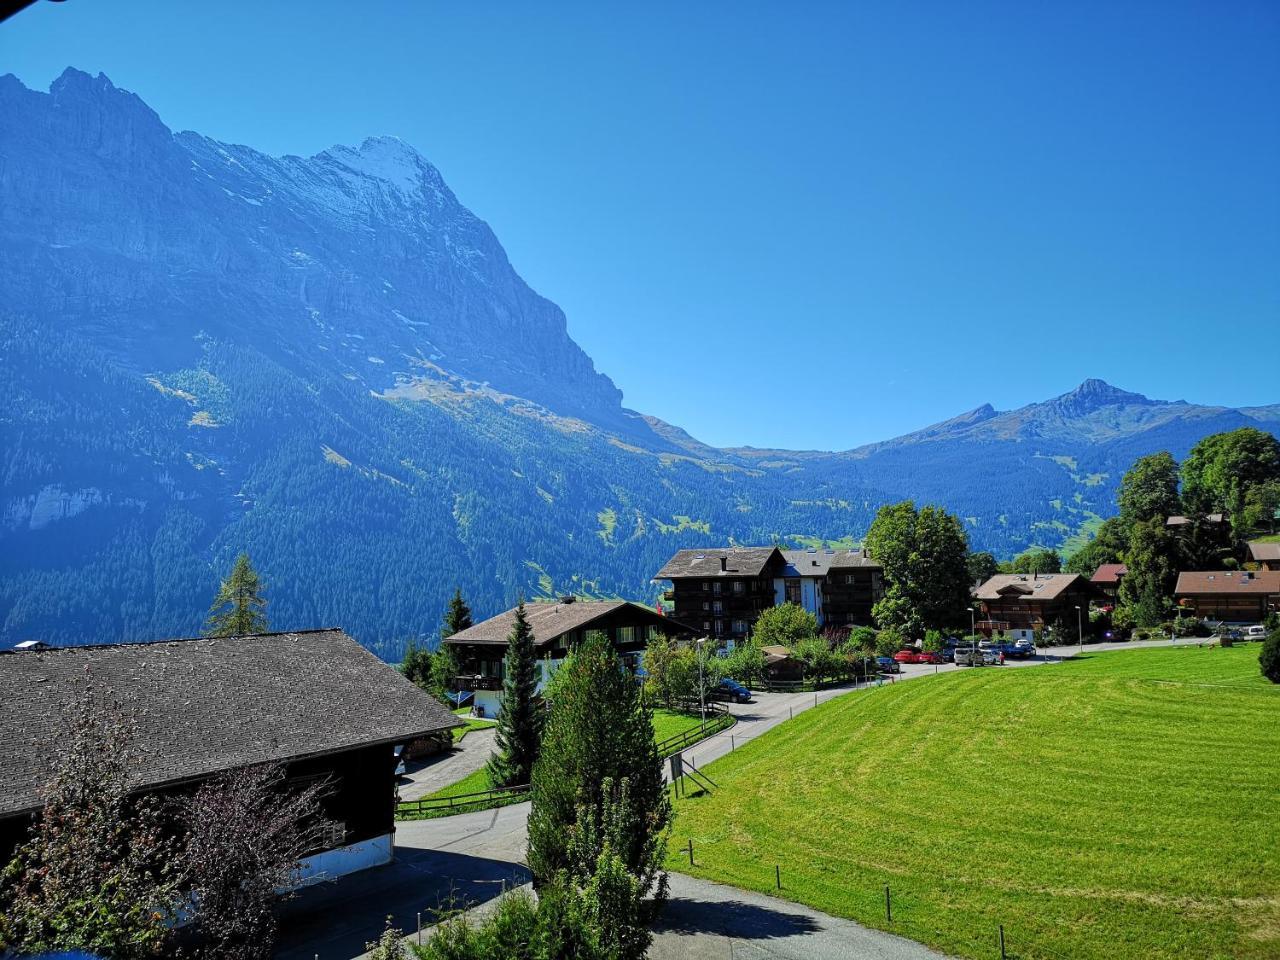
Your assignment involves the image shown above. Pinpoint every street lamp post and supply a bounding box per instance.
[696,637,707,722]
[1075,605,1083,653]
[967,606,975,639]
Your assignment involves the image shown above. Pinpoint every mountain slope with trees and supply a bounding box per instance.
[2,69,1278,655]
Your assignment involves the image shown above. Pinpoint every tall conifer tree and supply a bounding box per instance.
[441,587,473,640]
[206,553,268,637]
[486,600,543,788]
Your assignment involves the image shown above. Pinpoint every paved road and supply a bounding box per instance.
[397,727,496,801]
[277,640,1186,958]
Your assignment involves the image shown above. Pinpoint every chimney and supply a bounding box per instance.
[719,557,727,572]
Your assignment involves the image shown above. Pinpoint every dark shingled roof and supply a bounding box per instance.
[1175,570,1280,596]
[0,628,460,818]
[444,599,685,648]
[656,547,784,579]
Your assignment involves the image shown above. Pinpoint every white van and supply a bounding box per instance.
[1245,625,1267,639]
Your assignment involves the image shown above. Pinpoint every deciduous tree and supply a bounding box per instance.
[0,691,182,959]
[1008,548,1062,575]
[750,602,818,649]
[865,501,971,632]
[181,763,331,960]
[1118,451,1181,526]
[1120,517,1179,627]
[1181,427,1280,537]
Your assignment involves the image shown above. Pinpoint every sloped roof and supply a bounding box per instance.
[0,629,459,818]
[780,549,880,577]
[656,547,784,579]
[1247,541,1280,563]
[1167,514,1225,527]
[444,599,686,648]
[1175,570,1280,596]
[974,573,1087,602]
[1090,563,1128,584]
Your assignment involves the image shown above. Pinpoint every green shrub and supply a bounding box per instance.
[751,603,819,648]
[1261,629,1280,684]
[875,628,906,657]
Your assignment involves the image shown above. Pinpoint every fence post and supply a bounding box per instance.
[731,734,735,751]
[789,706,794,721]
[814,693,818,708]
[687,838,695,866]
[417,911,422,945]
[775,864,781,890]
[999,924,1006,960]
[885,885,891,923]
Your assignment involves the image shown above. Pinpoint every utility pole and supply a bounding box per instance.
[1076,604,1083,653]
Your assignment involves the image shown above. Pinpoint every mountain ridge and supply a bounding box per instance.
[2,68,1277,653]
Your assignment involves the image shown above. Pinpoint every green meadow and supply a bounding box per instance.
[667,645,1280,960]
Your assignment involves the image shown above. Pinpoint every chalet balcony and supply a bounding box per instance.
[454,675,502,692]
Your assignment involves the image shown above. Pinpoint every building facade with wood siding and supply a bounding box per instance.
[655,546,884,641]
[973,572,1097,639]
[1175,570,1280,622]
[444,598,693,716]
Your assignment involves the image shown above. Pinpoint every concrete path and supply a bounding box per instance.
[397,727,496,801]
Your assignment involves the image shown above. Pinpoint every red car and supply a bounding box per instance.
[893,649,923,664]
[917,651,945,664]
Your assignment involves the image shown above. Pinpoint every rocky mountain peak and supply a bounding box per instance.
[1049,379,1158,416]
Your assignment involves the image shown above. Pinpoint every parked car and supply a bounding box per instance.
[875,656,902,674]
[982,649,1002,665]
[917,650,945,664]
[893,649,920,664]
[953,647,984,667]
[711,678,752,703]
[1012,639,1036,658]
[940,647,956,663]
[1245,625,1267,640]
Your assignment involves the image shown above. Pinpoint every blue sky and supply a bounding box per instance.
[4,1,1278,450]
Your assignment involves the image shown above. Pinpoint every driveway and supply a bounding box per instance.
[397,727,496,801]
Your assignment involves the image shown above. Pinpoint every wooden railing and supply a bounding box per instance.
[655,706,735,759]
[396,783,529,818]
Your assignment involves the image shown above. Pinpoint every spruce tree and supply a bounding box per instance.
[527,632,670,912]
[486,601,543,788]
[441,587,473,640]
[205,553,268,637]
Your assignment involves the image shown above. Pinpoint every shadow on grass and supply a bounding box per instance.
[657,893,822,941]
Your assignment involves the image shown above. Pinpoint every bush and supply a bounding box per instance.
[847,626,877,653]
[874,628,906,657]
[751,603,818,649]
[1261,629,1280,684]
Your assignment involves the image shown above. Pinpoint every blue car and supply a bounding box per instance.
[712,677,752,703]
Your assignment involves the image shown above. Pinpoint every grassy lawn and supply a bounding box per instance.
[651,707,711,746]
[666,645,1280,960]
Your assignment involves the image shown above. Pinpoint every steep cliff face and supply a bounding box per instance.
[0,68,622,420]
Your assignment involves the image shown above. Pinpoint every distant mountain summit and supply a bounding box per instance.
[1,69,1277,651]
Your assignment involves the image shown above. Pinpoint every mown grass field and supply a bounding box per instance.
[666,645,1280,960]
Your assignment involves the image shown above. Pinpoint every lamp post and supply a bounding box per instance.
[696,637,707,722]
[1075,605,1083,653]
[967,606,976,639]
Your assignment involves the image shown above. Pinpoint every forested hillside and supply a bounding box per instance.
[2,69,1277,656]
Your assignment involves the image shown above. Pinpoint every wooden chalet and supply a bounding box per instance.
[1174,570,1280,623]
[655,547,787,643]
[443,598,693,716]
[973,572,1096,639]
[1247,541,1280,572]
[0,629,460,880]
[1089,563,1127,602]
